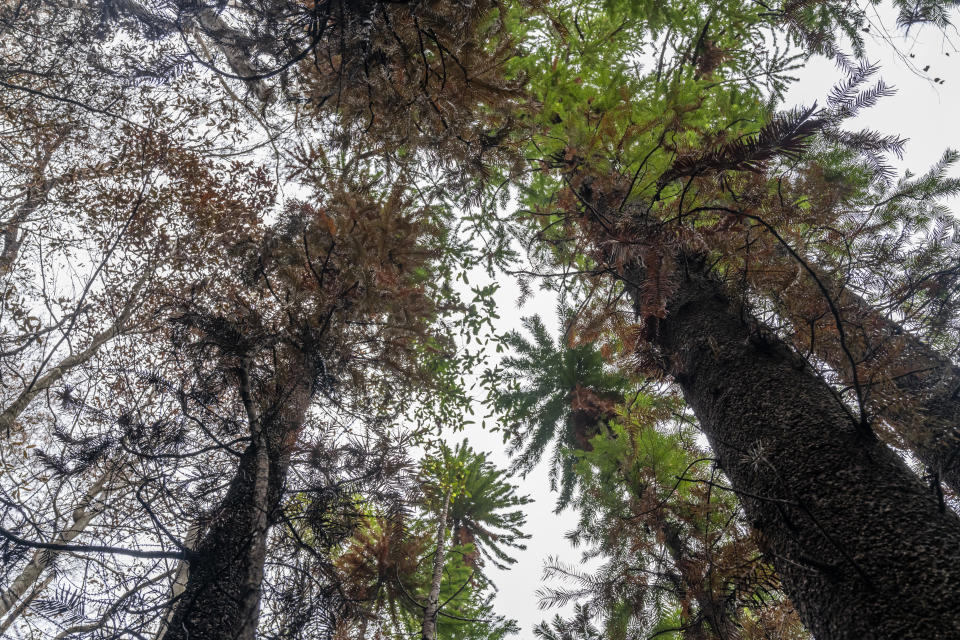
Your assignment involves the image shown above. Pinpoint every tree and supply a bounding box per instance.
[331,443,525,640]
[421,441,531,570]
[4,0,960,637]
[418,442,528,639]
[489,315,633,509]
[745,150,960,493]
[493,321,805,638]
[504,0,960,636]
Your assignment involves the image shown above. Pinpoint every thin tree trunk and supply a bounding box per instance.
[0,271,147,438]
[761,254,960,492]
[163,381,311,640]
[0,573,52,636]
[639,255,960,639]
[0,467,114,619]
[0,153,57,275]
[653,507,740,639]
[0,321,128,436]
[0,184,42,274]
[583,402,740,638]
[155,522,202,640]
[421,487,451,640]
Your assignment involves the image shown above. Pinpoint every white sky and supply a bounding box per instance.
[456,6,960,636]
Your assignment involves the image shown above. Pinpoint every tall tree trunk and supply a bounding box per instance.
[0,466,114,619]
[759,254,960,492]
[637,255,960,639]
[421,487,451,640]
[163,381,311,640]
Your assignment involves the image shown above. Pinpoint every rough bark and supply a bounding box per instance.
[762,256,960,493]
[642,256,960,639]
[421,487,451,640]
[163,381,311,640]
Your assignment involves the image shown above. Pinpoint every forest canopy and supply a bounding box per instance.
[1,0,959,639]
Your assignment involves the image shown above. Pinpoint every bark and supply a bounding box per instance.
[0,467,113,619]
[155,523,202,640]
[421,487,451,640]
[0,270,146,438]
[762,255,960,492]
[163,381,311,640]
[640,256,960,639]
[0,320,128,436]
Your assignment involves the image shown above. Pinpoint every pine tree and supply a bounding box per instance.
[505,0,960,636]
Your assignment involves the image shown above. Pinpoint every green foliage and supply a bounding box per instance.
[421,441,532,570]
[487,315,634,509]
[333,513,518,640]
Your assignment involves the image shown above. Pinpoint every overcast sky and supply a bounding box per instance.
[453,5,960,636]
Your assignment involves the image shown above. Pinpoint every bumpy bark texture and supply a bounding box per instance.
[164,383,310,640]
[644,258,960,640]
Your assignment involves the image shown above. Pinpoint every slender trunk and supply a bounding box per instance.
[761,256,960,492]
[106,0,271,101]
[639,256,960,639]
[0,573,52,636]
[0,321,127,436]
[0,467,113,619]
[0,178,50,275]
[163,382,311,640]
[155,522,202,640]
[658,521,738,640]
[0,271,146,438]
[421,487,451,640]
[584,401,739,638]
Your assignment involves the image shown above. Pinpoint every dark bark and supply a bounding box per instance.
[164,383,310,640]
[640,256,960,639]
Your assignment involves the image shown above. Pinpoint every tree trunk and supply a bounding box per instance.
[0,271,146,438]
[163,382,311,640]
[0,571,53,636]
[0,466,113,619]
[0,320,129,436]
[760,255,960,493]
[155,522,202,640]
[639,256,960,639]
[658,520,739,640]
[421,487,451,640]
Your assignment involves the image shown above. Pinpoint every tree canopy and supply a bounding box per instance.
[1,0,959,638]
